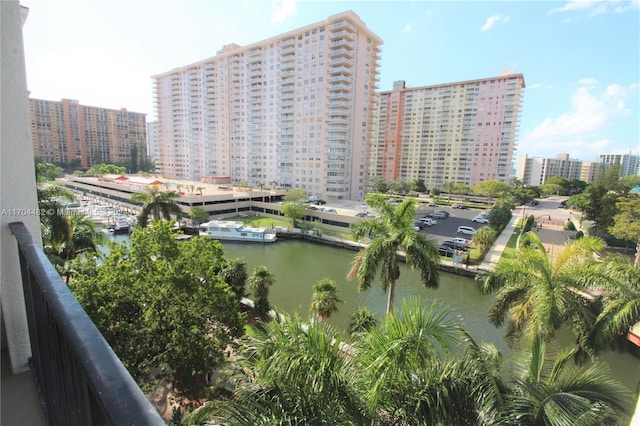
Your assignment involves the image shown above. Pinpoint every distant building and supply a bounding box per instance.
[146,121,159,172]
[369,71,525,189]
[153,11,382,201]
[599,152,640,177]
[29,98,147,169]
[515,153,602,186]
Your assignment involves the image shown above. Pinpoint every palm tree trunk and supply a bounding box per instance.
[386,281,396,315]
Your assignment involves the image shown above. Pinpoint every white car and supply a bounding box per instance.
[457,226,476,236]
[472,216,489,224]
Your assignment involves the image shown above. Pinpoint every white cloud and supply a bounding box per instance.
[550,0,638,16]
[577,77,598,86]
[524,81,637,159]
[403,23,413,33]
[271,0,297,24]
[527,83,634,141]
[481,14,510,32]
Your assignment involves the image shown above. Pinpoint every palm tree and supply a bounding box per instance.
[348,307,378,337]
[130,184,182,228]
[248,265,275,319]
[309,278,342,321]
[479,233,605,345]
[191,316,370,425]
[44,213,105,283]
[219,257,248,299]
[583,254,640,354]
[352,297,505,424]
[347,193,440,314]
[473,225,498,252]
[498,332,631,425]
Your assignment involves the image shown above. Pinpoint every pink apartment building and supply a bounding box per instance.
[153,11,382,201]
[370,71,525,189]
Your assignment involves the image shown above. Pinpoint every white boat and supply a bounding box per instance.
[199,220,277,243]
[107,215,133,234]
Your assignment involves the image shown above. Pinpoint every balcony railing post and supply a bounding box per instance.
[9,222,164,425]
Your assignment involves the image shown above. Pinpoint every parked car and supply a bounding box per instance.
[457,226,476,236]
[451,237,471,246]
[472,216,489,224]
[437,245,456,257]
[315,199,327,205]
[325,208,337,213]
[308,206,319,211]
[420,217,437,226]
[355,212,368,218]
[441,240,469,251]
[428,202,436,207]
[451,203,460,209]
[429,211,448,219]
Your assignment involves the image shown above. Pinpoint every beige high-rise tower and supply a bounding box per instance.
[153,11,382,200]
[370,71,525,189]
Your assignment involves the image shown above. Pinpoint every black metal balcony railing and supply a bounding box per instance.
[9,222,164,426]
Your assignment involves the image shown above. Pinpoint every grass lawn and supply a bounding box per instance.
[500,226,522,262]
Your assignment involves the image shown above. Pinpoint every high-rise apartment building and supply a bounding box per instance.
[515,153,602,186]
[29,98,147,169]
[369,71,525,189]
[153,11,382,200]
[599,152,640,177]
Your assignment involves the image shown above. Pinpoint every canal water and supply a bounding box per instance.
[104,233,640,406]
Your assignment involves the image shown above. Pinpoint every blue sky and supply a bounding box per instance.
[22,0,639,162]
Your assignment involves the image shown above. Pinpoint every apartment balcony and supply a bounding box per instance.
[329,66,353,76]
[329,56,354,67]
[328,48,354,58]
[329,39,355,50]
[328,75,352,84]
[328,29,355,41]
[2,223,164,425]
[279,37,295,48]
[328,92,351,101]
[330,20,356,33]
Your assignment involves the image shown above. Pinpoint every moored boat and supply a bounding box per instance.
[199,220,276,243]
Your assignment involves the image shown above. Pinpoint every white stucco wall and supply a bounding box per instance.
[1,1,43,373]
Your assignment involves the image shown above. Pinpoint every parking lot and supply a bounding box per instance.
[414,204,490,245]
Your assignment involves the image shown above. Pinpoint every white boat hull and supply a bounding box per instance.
[199,220,276,243]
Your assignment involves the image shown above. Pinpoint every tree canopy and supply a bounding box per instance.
[69,222,246,400]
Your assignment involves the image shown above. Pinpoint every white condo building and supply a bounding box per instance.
[599,152,640,177]
[516,153,602,186]
[153,11,382,200]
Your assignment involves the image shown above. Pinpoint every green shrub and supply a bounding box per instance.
[564,220,576,231]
